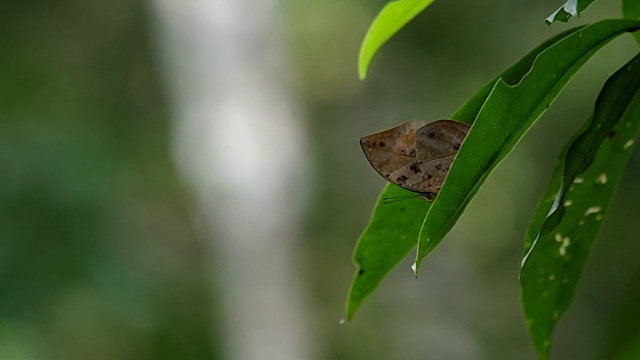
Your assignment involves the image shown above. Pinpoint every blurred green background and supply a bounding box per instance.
[1,0,639,359]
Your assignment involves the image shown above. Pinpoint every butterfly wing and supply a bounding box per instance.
[415,120,469,160]
[360,119,470,200]
[412,119,470,195]
[360,120,430,194]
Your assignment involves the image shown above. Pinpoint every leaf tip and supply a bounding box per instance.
[358,48,369,80]
[358,67,367,81]
[345,298,357,321]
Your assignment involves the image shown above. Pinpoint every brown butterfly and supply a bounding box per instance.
[360,119,470,201]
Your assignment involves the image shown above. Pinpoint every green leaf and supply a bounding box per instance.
[545,0,597,25]
[358,0,436,80]
[345,184,429,320]
[415,20,640,273]
[623,0,640,45]
[521,53,640,360]
[346,27,583,320]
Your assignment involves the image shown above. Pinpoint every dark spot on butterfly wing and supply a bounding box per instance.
[396,175,408,182]
[378,141,386,147]
[409,163,421,173]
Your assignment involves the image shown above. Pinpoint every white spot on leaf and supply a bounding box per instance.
[584,206,602,216]
[574,177,584,184]
[564,200,573,206]
[559,236,570,256]
[596,173,608,185]
[624,139,634,150]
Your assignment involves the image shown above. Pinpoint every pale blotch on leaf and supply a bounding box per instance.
[579,219,586,226]
[596,214,603,221]
[573,177,584,184]
[554,233,563,242]
[596,173,608,185]
[584,206,602,216]
[549,274,556,281]
[559,236,570,256]
[624,139,634,150]
[564,200,573,206]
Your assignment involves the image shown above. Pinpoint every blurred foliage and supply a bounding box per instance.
[0,1,218,359]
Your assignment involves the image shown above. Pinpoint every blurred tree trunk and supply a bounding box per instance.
[151,1,313,359]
